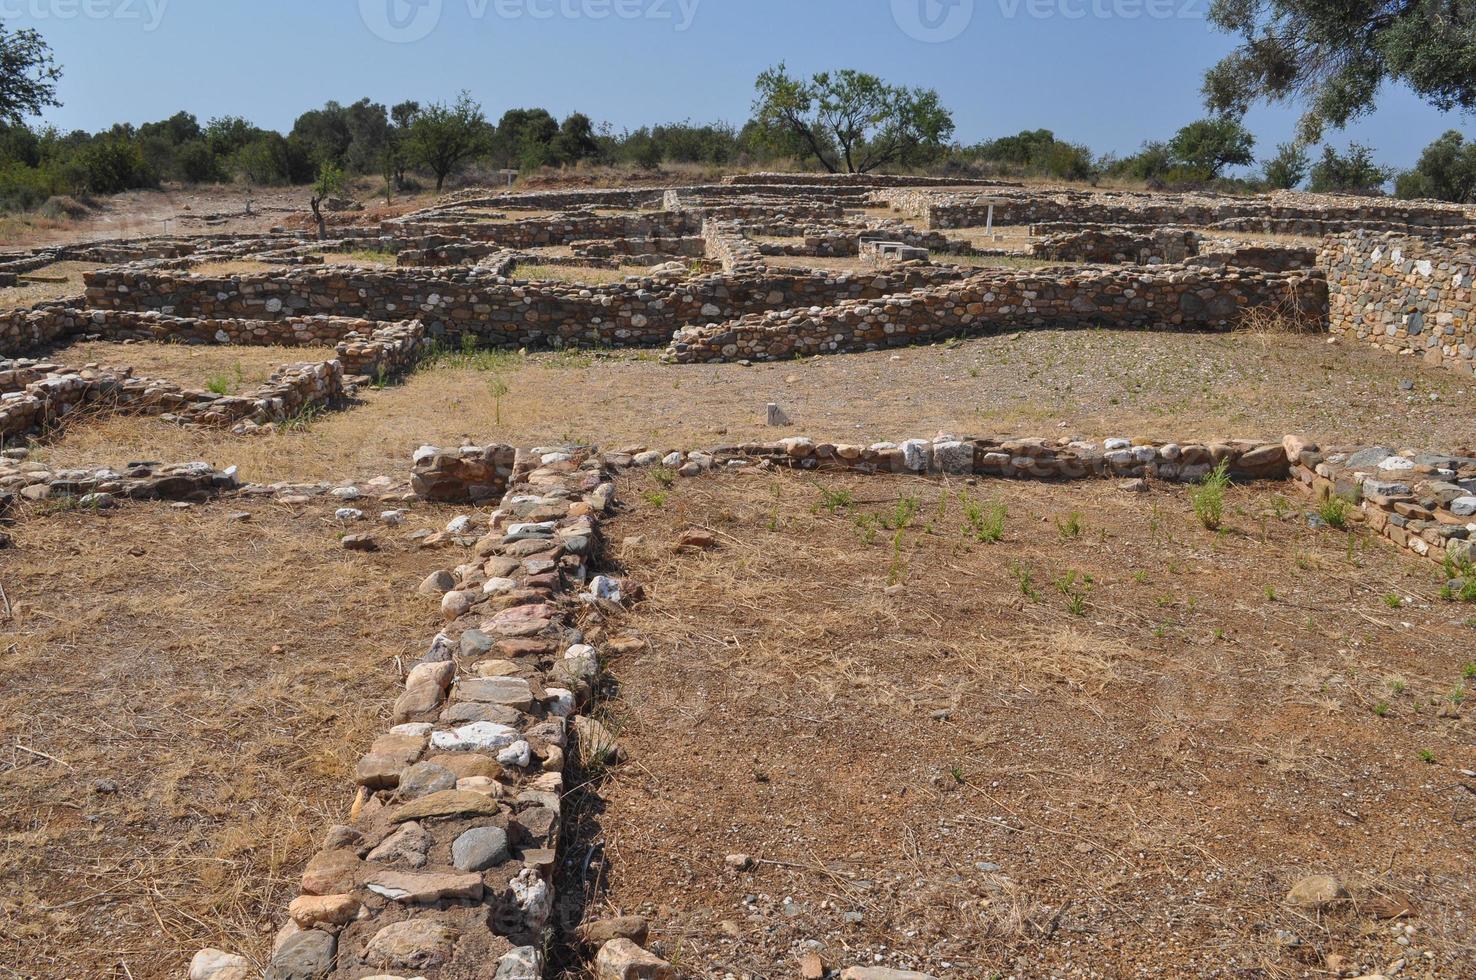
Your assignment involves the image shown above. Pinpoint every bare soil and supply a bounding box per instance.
[27,328,1476,486]
[49,340,313,392]
[0,261,104,307]
[0,497,459,978]
[587,470,1476,979]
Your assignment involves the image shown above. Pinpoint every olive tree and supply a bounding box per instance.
[0,21,62,124]
[752,64,954,174]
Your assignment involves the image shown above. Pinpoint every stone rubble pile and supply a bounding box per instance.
[0,456,237,505]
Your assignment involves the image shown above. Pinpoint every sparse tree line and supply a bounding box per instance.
[3,4,1476,213]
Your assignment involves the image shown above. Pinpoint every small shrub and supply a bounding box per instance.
[1055,511,1084,541]
[1317,495,1352,530]
[1191,462,1231,531]
[812,484,854,515]
[963,497,1007,543]
[1384,593,1404,610]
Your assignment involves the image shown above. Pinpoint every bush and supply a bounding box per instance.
[1394,130,1476,203]
[73,138,154,194]
[1308,143,1392,194]
[174,140,221,183]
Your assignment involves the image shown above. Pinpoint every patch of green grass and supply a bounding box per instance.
[1011,562,1040,602]
[1190,461,1231,531]
[642,490,668,509]
[650,467,676,489]
[1418,749,1437,765]
[882,495,921,532]
[1055,569,1093,617]
[962,495,1007,543]
[1384,593,1404,610]
[812,483,855,515]
[1055,511,1084,541]
[1317,494,1352,530]
[1373,701,1391,718]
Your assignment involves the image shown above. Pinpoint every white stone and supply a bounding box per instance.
[446,515,475,534]
[589,576,622,602]
[482,577,517,595]
[546,688,576,717]
[1450,497,1476,518]
[431,722,521,753]
[497,740,532,768]
[335,508,366,521]
[189,949,251,980]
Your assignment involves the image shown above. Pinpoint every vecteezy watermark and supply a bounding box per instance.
[360,0,700,43]
[993,0,1204,19]
[0,0,169,31]
[891,0,975,42]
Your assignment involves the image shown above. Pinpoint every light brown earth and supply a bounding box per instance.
[26,328,1476,485]
[588,470,1476,978]
[46,340,313,392]
[0,261,104,306]
[0,496,459,979]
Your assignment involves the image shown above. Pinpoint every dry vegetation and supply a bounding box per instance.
[25,328,1476,486]
[44,340,311,392]
[0,497,455,978]
[588,470,1476,978]
[0,261,103,306]
[514,263,653,285]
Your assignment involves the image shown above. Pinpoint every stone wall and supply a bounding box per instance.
[82,264,969,349]
[390,212,700,249]
[667,264,1327,363]
[1321,233,1476,375]
[1032,227,1200,265]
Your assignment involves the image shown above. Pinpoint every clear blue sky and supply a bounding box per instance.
[14,0,1470,170]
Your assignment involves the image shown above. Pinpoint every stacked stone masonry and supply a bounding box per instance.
[1321,232,1476,375]
[667,263,1327,363]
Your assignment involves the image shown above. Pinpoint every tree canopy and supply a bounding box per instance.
[1166,117,1256,178]
[1395,130,1476,202]
[407,92,490,192]
[0,20,61,124]
[1204,0,1476,142]
[752,64,955,173]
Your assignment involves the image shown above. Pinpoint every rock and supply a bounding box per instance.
[396,762,458,799]
[676,529,716,551]
[839,970,939,980]
[766,403,790,426]
[800,952,826,980]
[594,938,675,980]
[725,853,755,871]
[412,444,516,504]
[366,821,434,867]
[342,534,379,552]
[573,715,624,764]
[418,570,457,595]
[189,949,252,980]
[364,869,483,903]
[456,676,535,710]
[1118,478,1149,493]
[362,919,459,971]
[431,721,522,754]
[265,928,336,980]
[452,826,511,872]
[579,916,650,949]
[301,850,361,896]
[390,789,504,822]
[494,946,543,980]
[1451,496,1476,518]
[287,893,360,930]
[1286,875,1350,910]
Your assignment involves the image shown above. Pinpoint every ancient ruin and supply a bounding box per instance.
[4,173,1475,980]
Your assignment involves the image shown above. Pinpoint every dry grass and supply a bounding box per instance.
[0,497,456,978]
[27,326,1476,485]
[0,261,103,308]
[188,260,277,277]
[45,340,312,392]
[591,471,1476,977]
[513,263,649,285]
[315,249,397,268]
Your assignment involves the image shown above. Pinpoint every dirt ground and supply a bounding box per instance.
[26,328,1476,486]
[589,470,1476,979]
[46,340,312,392]
[0,261,103,307]
[0,496,461,979]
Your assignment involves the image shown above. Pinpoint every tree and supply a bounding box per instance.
[1167,117,1256,178]
[1205,1,1476,143]
[752,64,955,173]
[1307,143,1393,194]
[385,101,420,189]
[550,112,601,168]
[1260,142,1310,189]
[491,108,558,170]
[972,129,1095,180]
[308,161,344,240]
[1394,130,1476,202]
[407,93,489,191]
[0,21,61,124]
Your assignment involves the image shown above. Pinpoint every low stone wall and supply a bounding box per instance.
[390,212,699,249]
[701,220,766,274]
[722,172,1012,189]
[0,458,237,505]
[1287,436,1476,568]
[195,445,678,980]
[0,356,346,440]
[881,188,1476,234]
[667,264,1327,363]
[83,264,968,349]
[1321,233,1476,375]
[610,433,1292,484]
[1032,227,1200,264]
